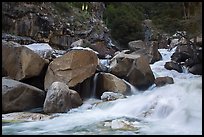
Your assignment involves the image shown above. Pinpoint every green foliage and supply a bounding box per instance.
[103,2,202,49]
[104,3,144,48]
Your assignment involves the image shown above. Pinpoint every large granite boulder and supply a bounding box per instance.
[2,40,47,80]
[44,49,98,91]
[2,77,46,113]
[110,53,155,90]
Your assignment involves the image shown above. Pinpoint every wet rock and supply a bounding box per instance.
[154,76,174,87]
[171,45,193,62]
[164,61,183,73]
[96,72,128,98]
[189,64,202,75]
[101,91,125,101]
[104,118,139,131]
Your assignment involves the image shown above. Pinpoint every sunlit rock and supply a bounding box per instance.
[44,49,98,91]
[2,40,47,80]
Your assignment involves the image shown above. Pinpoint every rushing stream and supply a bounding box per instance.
[2,47,202,135]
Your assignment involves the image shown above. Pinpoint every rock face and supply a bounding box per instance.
[96,72,128,98]
[2,77,46,113]
[2,2,113,50]
[2,33,37,45]
[154,76,174,87]
[44,49,98,91]
[2,40,47,80]
[43,81,82,113]
[110,53,155,90]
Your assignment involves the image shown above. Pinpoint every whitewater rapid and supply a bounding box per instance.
[2,47,202,135]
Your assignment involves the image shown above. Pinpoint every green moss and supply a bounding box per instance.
[2,119,26,123]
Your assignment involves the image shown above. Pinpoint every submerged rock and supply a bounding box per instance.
[2,112,53,122]
[104,118,139,131]
[101,91,125,101]
[154,76,174,87]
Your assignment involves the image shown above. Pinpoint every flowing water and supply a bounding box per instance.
[2,47,202,135]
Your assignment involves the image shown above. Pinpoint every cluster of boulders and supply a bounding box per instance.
[164,32,202,75]
[2,34,177,116]
[2,2,201,122]
[2,39,157,116]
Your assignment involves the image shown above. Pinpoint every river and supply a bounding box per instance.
[2,47,202,135]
